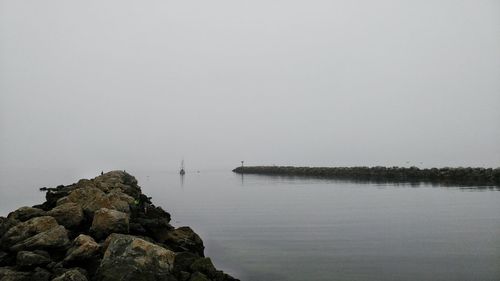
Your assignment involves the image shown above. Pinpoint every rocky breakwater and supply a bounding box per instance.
[0,171,238,281]
[233,166,500,186]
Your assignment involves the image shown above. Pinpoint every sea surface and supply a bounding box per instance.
[1,169,500,281]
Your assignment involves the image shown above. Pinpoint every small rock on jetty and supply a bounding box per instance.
[0,171,239,281]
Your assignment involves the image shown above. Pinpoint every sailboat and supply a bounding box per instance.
[179,160,185,175]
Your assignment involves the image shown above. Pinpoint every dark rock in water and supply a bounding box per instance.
[96,234,176,281]
[173,252,200,273]
[46,203,84,229]
[190,258,217,278]
[90,208,129,240]
[163,226,205,256]
[16,250,51,268]
[143,205,171,223]
[7,207,45,222]
[129,204,172,242]
[0,170,238,281]
[132,216,173,242]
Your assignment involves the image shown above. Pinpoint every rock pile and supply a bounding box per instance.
[0,171,238,281]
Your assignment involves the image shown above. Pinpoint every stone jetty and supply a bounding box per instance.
[233,166,500,186]
[0,171,238,281]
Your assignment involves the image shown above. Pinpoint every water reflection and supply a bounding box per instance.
[180,173,185,188]
[233,173,500,191]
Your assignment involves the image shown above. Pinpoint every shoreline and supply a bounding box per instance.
[232,166,500,186]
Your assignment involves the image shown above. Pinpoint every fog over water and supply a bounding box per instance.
[1,0,500,174]
[1,3,500,280]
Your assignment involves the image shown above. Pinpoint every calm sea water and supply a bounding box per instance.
[1,169,500,281]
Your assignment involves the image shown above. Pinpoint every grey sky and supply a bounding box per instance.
[1,0,499,172]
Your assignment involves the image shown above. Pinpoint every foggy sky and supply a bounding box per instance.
[1,0,499,173]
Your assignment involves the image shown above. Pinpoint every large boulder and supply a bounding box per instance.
[90,208,129,240]
[63,187,113,215]
[46,203,84,229]
[96,234,176,281]
[131,206,172,241]
[7,207,45,222]
[105,189,134,213]
[10,225,69,252]
[93,171,141,199]
[64,235,100,264]
[163,227,204,256]
[59,186,133,216]
[1,216,59,250]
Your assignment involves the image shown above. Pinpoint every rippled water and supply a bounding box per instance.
[1,169,500,281]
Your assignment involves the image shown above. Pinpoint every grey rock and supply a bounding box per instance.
[46,203,84,229]
[64,187,112,215]
[163,227,204,256]
[96,234,175,281]
[93,171,141,198]
[10,225,69,252]
[90,208,129,240]
[64,235,100,263]
[1,216,59,250]
[7,207,45,222]
[105,189,134,213]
